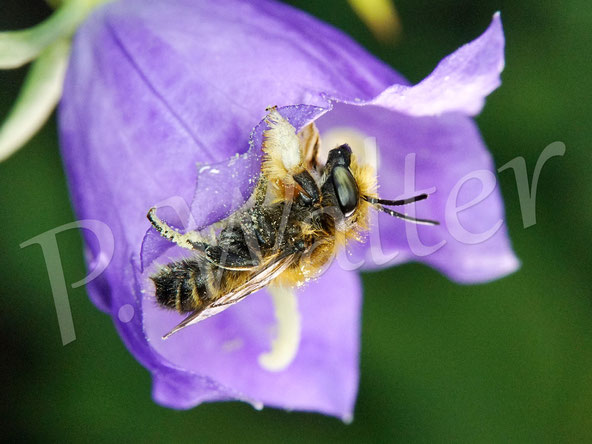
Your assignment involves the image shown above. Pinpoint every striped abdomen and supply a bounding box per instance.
[151,258,218,313]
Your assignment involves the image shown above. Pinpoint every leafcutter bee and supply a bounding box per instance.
[147,107,438,339]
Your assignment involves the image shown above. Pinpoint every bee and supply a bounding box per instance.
[147,107,438,339]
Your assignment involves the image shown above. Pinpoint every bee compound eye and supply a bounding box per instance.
[326,144,352,168]
[331,165,359,217]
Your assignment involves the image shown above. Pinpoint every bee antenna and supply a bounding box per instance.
[363,193,429,206]
[362,194,439,225]
[375,204,439,225]
[363,195,439,226]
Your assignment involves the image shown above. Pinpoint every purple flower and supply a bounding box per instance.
[59,0,518,419]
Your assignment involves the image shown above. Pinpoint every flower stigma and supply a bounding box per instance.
[258,285,301,372]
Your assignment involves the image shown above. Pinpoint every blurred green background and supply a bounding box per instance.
[1,0,590,442]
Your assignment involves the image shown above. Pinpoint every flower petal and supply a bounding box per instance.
[98,0,405,164]
[316,102,519,282]
[369,13,504,116]
[59,0,515,419]
[60,0,378,416]
[143,261,361,419]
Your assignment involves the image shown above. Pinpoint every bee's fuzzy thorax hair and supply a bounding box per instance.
[342,153,378,243]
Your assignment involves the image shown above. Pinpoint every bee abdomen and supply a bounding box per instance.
[150,259,212,313]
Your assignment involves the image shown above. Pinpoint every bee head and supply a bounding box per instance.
[325,143,439,226]
[324,144,359,218]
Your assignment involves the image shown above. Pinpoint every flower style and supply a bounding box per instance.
[58,0,518,419]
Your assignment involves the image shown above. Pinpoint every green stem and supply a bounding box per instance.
[0,0,111,69]
[0,39,70,162]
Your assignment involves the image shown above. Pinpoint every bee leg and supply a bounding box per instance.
[293,170,320,206]
[147,207,205,250]
[198,244,261,271]
[253,175,269,208]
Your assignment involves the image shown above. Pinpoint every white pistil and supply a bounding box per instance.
[258,285,301,372]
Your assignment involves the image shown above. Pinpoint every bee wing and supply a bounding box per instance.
[162,253,296,339]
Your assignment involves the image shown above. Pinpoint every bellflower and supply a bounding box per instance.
[58,0,518,419]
